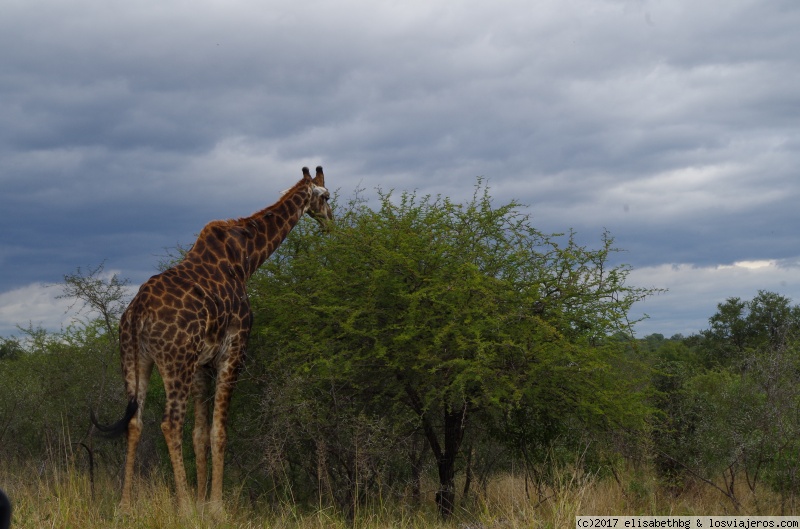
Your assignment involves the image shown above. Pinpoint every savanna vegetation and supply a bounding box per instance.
[3,181,800,527]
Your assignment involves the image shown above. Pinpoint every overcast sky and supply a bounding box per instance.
[2,0,799,338]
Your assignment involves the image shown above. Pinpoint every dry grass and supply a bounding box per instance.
[3,463,433,529]
[2,463,798,529]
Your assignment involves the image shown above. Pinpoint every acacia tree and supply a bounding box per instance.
[252,181,654,518]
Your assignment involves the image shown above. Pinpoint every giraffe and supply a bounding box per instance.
[92,166,333,513]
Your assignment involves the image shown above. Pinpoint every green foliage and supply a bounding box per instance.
[0,337,23,360]
[0,322,120,461]
[650,339,705,485]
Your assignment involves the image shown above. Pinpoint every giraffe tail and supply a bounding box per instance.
[90,398,138,438]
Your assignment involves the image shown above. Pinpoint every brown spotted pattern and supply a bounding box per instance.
[116,167,332,513]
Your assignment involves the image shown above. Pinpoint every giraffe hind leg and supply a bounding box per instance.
[119,356,154,511]
[208,358,244,514]
[160,371,195,512]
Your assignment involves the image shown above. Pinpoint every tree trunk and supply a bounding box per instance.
[403,383,469,520]
[435,404,468,519]
[436,454,457,518]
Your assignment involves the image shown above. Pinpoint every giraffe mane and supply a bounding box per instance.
[188,175,319,258]
[235,175,313,223]
[277,174,313,198]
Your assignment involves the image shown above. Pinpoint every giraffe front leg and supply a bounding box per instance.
[192,368,212,504]
[208,360,241,514]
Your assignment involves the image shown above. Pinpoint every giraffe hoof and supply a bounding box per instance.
[203,500,227,520]
[115,501,133,517]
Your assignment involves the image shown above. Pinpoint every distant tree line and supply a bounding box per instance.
[648,290,800,512]
[3,181,799,517]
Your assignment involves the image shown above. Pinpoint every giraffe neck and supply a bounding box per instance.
[184,178,314,282]
[242,180,314,277]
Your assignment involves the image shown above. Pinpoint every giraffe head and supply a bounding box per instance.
[303,166,333,228]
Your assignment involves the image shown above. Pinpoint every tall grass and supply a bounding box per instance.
[1,462,797,528]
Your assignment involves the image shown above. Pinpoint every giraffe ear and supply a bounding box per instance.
[314,166,325,186]
[302,167,311,180]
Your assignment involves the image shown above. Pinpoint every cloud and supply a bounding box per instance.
[0,282,80,336]
[0,268,140,337]
[629,257,800,337]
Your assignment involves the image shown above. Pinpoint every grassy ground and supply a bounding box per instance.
[1,463,796,529]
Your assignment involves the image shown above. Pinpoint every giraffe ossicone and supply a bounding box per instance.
[92,166,333,514]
